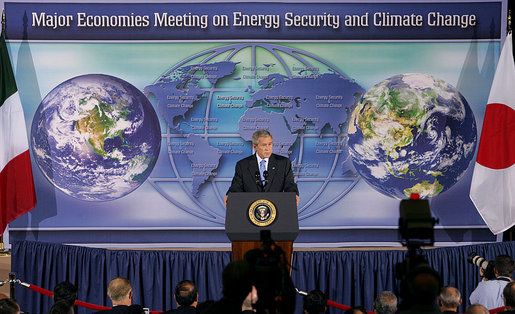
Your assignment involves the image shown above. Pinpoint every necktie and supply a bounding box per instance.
[259,159,266,186]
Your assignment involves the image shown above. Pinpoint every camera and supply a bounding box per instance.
[468,252,496,280]
[396,194,439,311]
[396,194,438,280]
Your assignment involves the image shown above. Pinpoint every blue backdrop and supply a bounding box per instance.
[3,0,508,246]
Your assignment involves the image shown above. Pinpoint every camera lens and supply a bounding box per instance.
[468,252,489,270]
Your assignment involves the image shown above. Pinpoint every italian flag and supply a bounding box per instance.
[0,30,36,234]
[470,32,515,235]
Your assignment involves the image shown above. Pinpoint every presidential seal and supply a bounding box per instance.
[249,199,277,227]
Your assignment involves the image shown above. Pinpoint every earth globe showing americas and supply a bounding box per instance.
[144,43,365,224]
[347,73,477,199]
[31,74,161,201]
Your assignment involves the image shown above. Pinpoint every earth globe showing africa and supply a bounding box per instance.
[31,74,161,201]
[347,73,477,199]
[144,43,365,223]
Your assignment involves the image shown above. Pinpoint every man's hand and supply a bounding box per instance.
[224,195,228,207]
[296,195,299,207]
[242,285,258,311]
[480,268,488,281]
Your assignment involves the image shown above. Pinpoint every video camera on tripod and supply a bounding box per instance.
[396,193,439,280]
[396,193,440,311]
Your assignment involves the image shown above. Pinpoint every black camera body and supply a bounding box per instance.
[468,252,496,280]
[396,195,438,280]
[396,194,440,311]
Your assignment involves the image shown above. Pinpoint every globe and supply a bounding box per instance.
[31,74,161,201]
[347,73,477,199]
[144,43,365,224]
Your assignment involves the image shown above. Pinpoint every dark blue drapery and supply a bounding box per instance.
[292,242,515,313]
[12,241,231,313]
[11,241,515,313]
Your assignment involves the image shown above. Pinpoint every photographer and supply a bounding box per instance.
[469,255,514,309]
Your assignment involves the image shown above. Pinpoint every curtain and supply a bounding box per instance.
[12,241,231,313]
[292,242,515,313]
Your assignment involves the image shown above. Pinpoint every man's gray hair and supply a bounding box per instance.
[465,303,489,314]
[374,291,397,314]
[107,277,132,302]
[252,130,272,145]
[439,286,461,308]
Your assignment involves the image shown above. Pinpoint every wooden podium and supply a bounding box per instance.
[231,240,294,264]
[225,192,299,267]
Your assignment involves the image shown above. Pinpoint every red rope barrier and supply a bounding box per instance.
[490,306,506,313]
[74,300,110,311]
[26,284,53,297]
[326,299,351,311]
[326,299,374,314]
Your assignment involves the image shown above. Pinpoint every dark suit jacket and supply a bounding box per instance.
[163,305,199,314]
[226,153,298,195]
[94,304,144,314]
[200,298,254,314]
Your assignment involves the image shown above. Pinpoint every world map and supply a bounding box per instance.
[144,43,364,223]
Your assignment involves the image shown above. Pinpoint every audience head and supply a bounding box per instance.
[465,303,489,314]
[222,260,253,305]
[107,277,133,306]
[406,266,441,306]
[494,254,515,277]
[174,280,198,307]
[374,291,397,314]
[303,289,327,314]
[504,281,515,310]
[53,281,78,307]
[49,299,74,314]
[438,286,461,311]
[0,298,20,314]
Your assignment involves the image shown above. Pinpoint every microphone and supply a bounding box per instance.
[255,171,262,186]
[263,171,269,186]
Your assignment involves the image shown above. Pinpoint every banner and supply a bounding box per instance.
[5,0,507,246]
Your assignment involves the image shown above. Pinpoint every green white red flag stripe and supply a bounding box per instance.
[0,30,36,234]
[470,32,515,235]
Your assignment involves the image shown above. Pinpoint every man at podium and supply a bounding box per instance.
[224,130,299,206]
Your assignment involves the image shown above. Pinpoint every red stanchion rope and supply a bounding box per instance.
[326,299,352,311]
[18,281,163,313]
[327,300,373,313]
[490,306,506,313]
